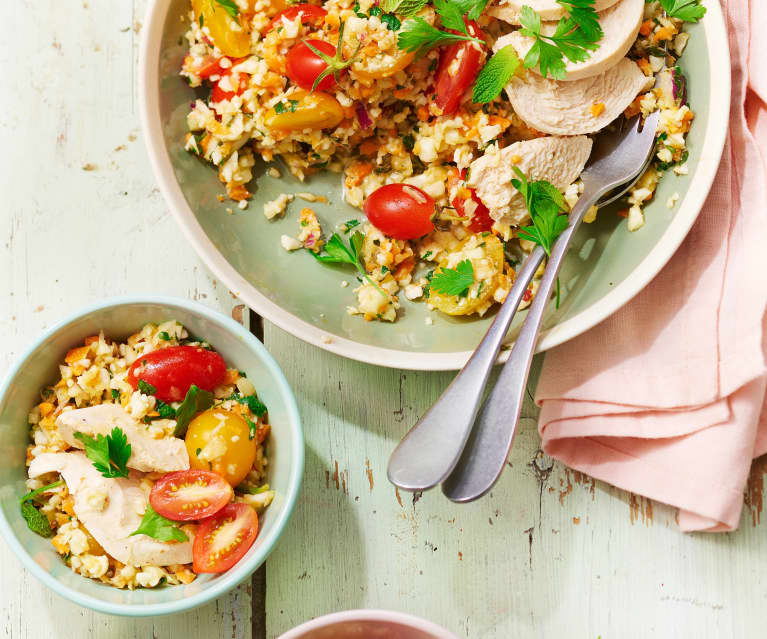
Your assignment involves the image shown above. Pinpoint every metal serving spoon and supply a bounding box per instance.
[387,111,660,495]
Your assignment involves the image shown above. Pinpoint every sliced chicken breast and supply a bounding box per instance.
[488,0,621,25]
[57,404,189,474]
[504,57,647,135]
[29,451,193,566]
[467,136,592,226]
[506,0,644,81]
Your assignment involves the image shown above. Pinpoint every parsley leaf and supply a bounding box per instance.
[311,232,389,298]
[246,417,257,440]
[512,166,569,305]
[398,17,483,57]
[137,379,157,395]
[158,331,172,341]
[381,0,428,16]
[472,44,522,103]
[74,427,132,478]
[430,259,475,297]
[381,13,402,31]
[519,0,602,79]
[343,219,360,233]
[453,0,491,20]
[173,385,215,437]
[658,0,705,22]
[156,400,177,419]
[21,502,53,537]
[130,504,189,542]
[213,0,239,19]
[228,391,268,417]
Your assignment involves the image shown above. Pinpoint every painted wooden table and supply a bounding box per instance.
[2,2,767,637]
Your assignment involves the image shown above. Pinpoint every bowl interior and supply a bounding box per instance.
[0,299,302,614]
[285,620,444,639]
[153,0,713,359]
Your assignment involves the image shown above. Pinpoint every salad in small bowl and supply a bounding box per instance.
[0,298,303,616]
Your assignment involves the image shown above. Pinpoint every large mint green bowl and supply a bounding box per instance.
[0,297,303,616]
[139,0,729,370]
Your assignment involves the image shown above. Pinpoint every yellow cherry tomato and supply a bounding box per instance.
[430,235,504,316]
[351,51,415,81]
[185,408,256,487]
[192,0,251,58]
[264,90,344,131]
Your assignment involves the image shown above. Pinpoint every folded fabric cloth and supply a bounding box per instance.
[535,0,767,532]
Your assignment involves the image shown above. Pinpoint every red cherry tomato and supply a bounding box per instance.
[127,345,227,402]
[363,184,435,240]
[286,40,338,91]
[434,21,484,116]
[266,4,328,32]
[211,66,249,102]
[449,168,494,232]
[150,470,233,521]
[193,503,259,573]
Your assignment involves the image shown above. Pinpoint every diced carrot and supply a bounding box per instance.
[84,335,99,346]
[416,105,429,122]
[392,88,410,99]
[639,20,653,36]
[363,44,378,57]
[653,25,676,42]
[257,422,271,444]
[62,497,75,517]
[636,58,652,76]
[617,208,630,218]
[228,183,251,201]
[590,102,606,117]
[345,161,374,186]
[65,345,90,364]
[224,368,240,385]
[624,96,642,119]
[51,536,68,555]
[358,138,380,156]
[38,402,55,417]
[324,12,340,29]
[488,115,511,131]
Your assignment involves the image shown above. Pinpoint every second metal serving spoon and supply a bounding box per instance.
[387,111,660,495]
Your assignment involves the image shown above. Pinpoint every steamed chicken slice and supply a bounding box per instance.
[506,0,644,81]
[29,451,193,566]
[467,136,592,226]
[56,404,189,474]
[488,0,621,25]
[503,57,648,135]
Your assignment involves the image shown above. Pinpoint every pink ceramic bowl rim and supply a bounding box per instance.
[277,610,460,639]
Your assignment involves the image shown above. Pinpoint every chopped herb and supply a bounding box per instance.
[369,6,383,16]
[174,385,215,437]
[274,100,298,114]
[158,331,172,341]
[156,400,177,419]
[658,0,706,22]
[74,427,131,479]
[381,13,401,30]
[246,417,257,440]
[381,265,389,274]
[422,250,433,259]
[228,392,268,417]
[512,166,569,306]
[353,2,367,18]
[199,13,204,27]
[111,389,120,400]
[195,447,202,456]
[213,0,239,19]
[130,504,188,542]
[343,219,360,233]
[430,259,475,297]
[21,480,63,505]
[311,232,388,297]
[402,133,415,151]
[137,379,157,395]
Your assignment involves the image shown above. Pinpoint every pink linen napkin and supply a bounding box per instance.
[535,0,767,532]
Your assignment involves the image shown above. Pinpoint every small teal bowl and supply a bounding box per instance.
[0,297,304,616]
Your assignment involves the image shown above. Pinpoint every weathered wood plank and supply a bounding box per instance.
[263,323,767,639]
[0,1,254,636]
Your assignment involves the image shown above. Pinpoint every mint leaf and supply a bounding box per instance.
[130,504,188,542]
[21,501,53,537]
[173,385,215,437]
[382,0,428,16]
[430,260,475,297]
[472,44,522,103]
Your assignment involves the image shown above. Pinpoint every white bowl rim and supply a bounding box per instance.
[0,295,304,617]
[276,609,461,639]
[139,0,730,371]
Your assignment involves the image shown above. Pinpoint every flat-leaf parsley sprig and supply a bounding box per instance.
[658,0,706,22]
[312,232,389,297]
[518,0,603,79]
[511,166,570,306]
[430,259,475,297]
[74,427,132,479]
[398,0,485,56]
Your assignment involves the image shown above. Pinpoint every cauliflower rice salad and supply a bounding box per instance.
[22,322,273,589]
[182,0,704,322]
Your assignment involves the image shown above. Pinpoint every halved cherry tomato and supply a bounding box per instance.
[363,184,435,240]
[127,345,227,402]
[287,40,339,91]
[448,168,494,232]
[150,470,233,521]
[191,0,251,58]
[264,90,344,131]
[434,20,484,116]
[193,503,259,573]
[211,67,249,102]
[266,4,327,32]
[185,408,257,486]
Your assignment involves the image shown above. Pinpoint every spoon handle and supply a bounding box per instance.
[386,244,546,492]
[442,190,599,502]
